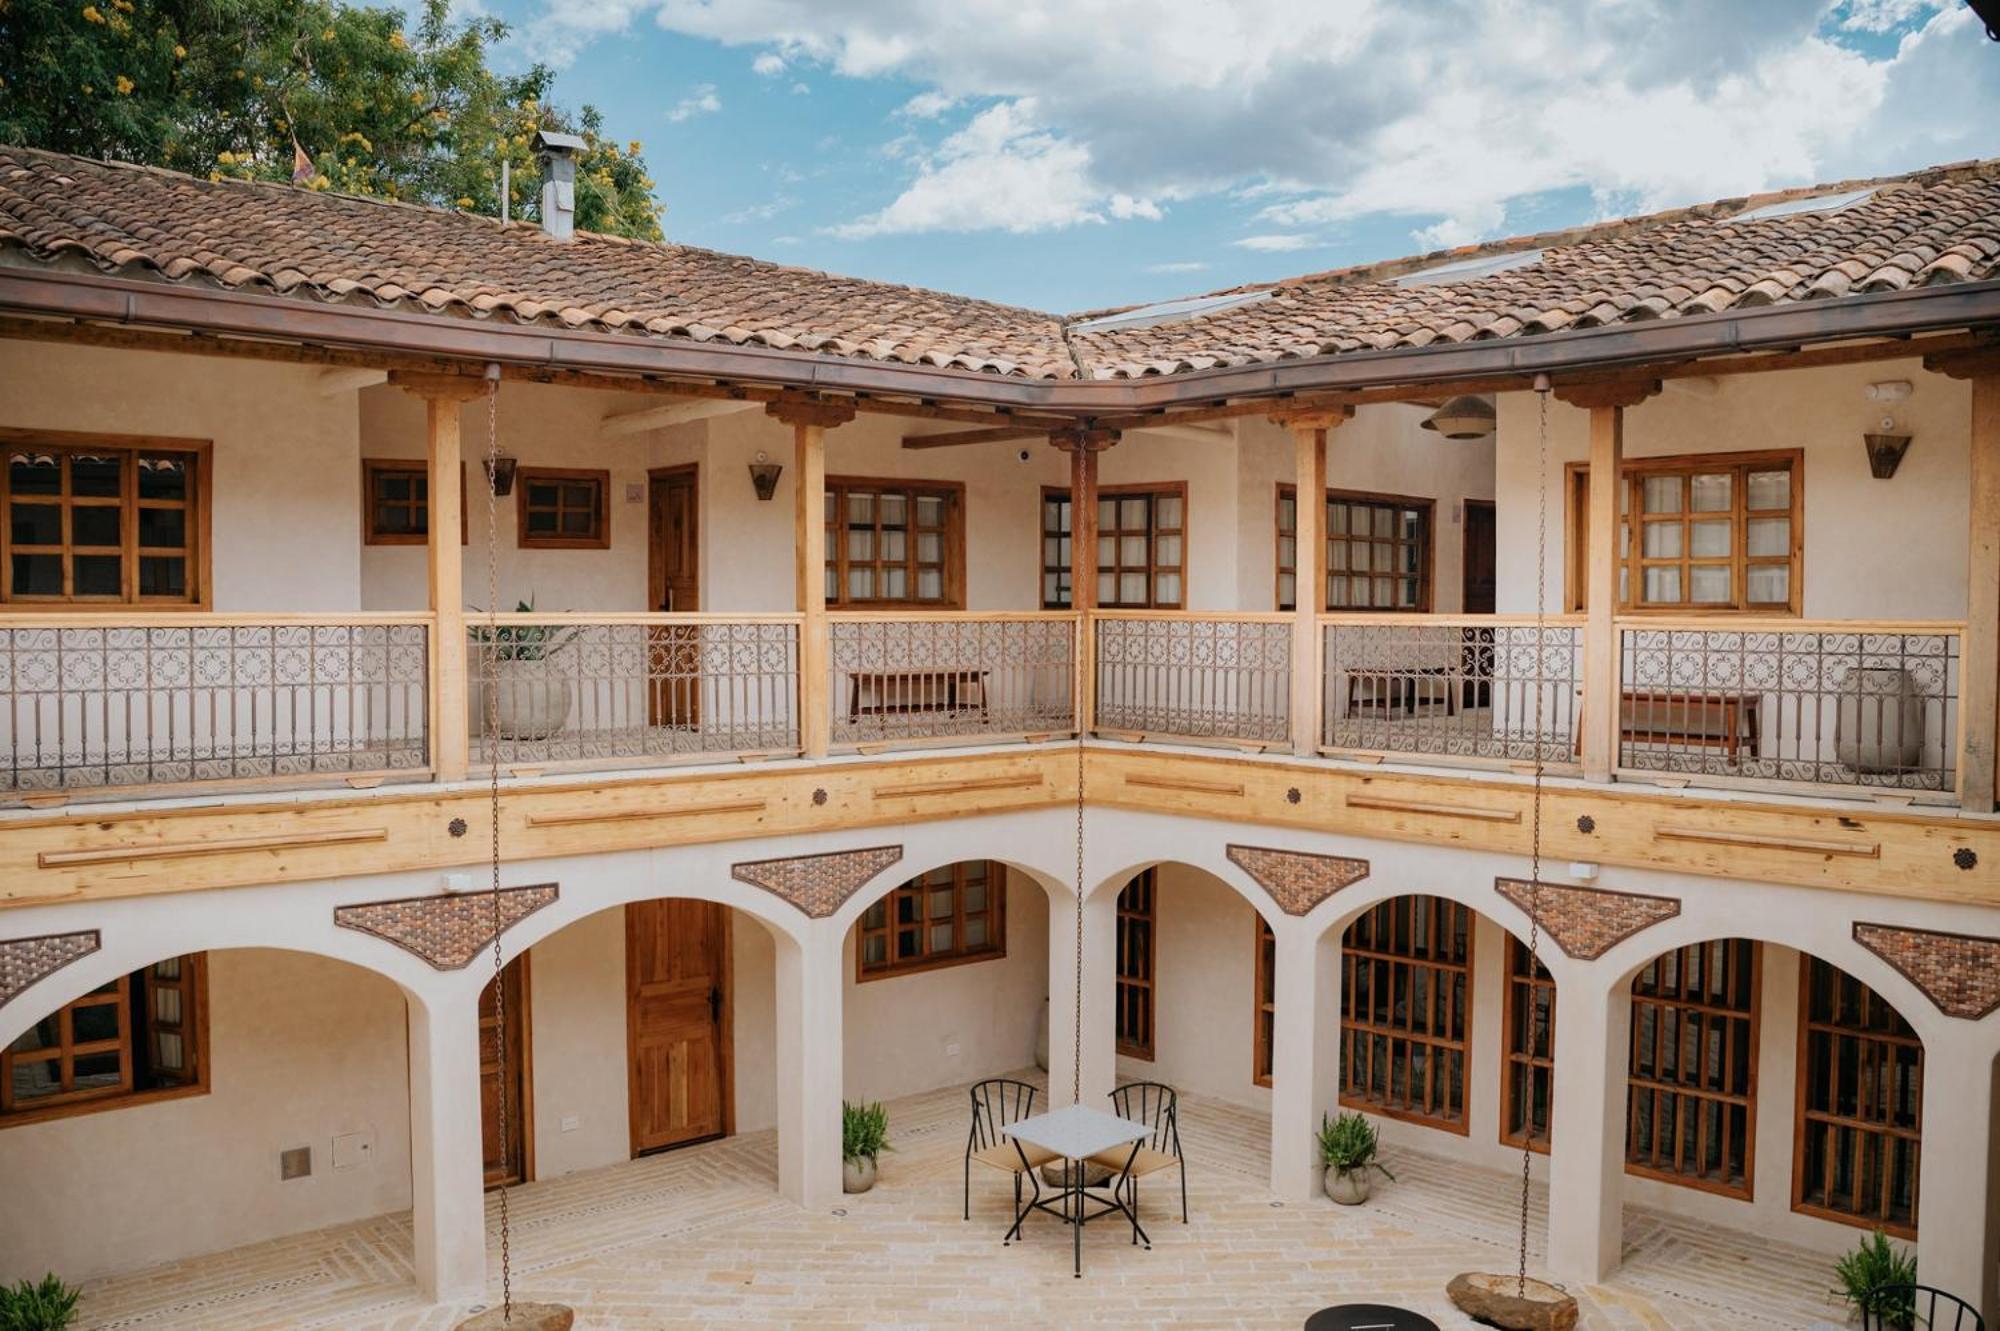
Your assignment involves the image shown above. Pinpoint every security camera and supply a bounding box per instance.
[1017,449,1031,463]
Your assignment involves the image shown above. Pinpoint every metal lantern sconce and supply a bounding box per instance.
[1862,381,1914,480]
[748,450,783,501]
[484,453,518,497]
[1420,394,1497,439]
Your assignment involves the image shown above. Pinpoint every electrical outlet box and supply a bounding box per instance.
[280,1146,312,1181]
[331,1130,374,1171]
[560,1114,580,1133]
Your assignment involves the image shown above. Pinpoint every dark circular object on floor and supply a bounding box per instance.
[1304,1306,1440,1331]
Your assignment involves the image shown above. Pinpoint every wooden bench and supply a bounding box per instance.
[1592,690,1761,759]
[847,669,989,723]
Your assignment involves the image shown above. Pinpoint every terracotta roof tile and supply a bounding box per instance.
[1,146,1996,383]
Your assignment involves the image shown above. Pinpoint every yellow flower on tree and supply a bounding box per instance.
[81,4,104,23]
[114,75,134,95]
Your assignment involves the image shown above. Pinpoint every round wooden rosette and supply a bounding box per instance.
[1445,1273,1579,1331]
[454,1303,576,1331]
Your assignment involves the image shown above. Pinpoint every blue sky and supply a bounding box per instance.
[470,0,1999,313]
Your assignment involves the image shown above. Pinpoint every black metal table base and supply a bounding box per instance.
[1004,1145,1148,1276]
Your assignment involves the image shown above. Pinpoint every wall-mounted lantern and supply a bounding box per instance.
[748,450,783,501]
[1864,425,1913,479]
[484,453,518,496]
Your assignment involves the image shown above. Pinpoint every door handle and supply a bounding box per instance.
[708,985,721,1022]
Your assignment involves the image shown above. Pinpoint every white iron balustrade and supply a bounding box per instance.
[1092,614,1291,745]
[828,613,1077,750]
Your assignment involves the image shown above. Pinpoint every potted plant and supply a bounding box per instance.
[0,1273,81,1331]
[1831,1229,1917,1328]
[1317,1110,1394,1205]
[842,1099,891,1194]
[470,598,577,741]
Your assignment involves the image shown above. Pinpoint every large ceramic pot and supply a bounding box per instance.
[1836,667,1925,774]
[1324,1168,1371,1205]
[843,1155,878,1194]
[481,660,572,741]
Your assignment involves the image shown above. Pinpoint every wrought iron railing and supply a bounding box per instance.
[469,614,800,770]
[1092,613,1291,745]
[1615,618,1963,797]
[0,614,430,799]
[1321,615,1584,767]
[828,613,1077,749]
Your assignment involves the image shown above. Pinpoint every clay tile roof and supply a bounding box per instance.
[1,145,1997,384]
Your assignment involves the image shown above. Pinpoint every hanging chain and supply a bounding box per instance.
[482,370,513,1322]
[1072,727,1085,1107]
[1519,376,1552,1298]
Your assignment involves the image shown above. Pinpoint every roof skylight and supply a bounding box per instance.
[1070,288,1273,334]
[1389,249,1543,288]
[1730,187,1876,223]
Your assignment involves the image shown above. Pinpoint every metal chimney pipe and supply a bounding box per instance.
[531,129,586,241]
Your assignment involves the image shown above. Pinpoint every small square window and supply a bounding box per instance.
[516,468,610,549]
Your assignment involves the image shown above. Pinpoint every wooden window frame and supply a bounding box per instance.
[0,954,209,1129]
[1625,939,1761,1199]
[1500,936,1555,1154]
[362,457,468,546]
[1792,955,1923,1237]
[515,466,611,550]
[854,862,1006,981]
[1564,449,1804,615]
[1276,484,1434,613]
[827,475,966,610]
[1040,482,1189,610]
[1253,916,1276,1088]
[1,427,212,609]
[1115,869,1157,1061]
[1338,895,1472,1133]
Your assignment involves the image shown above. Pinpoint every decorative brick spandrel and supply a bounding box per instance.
[0,931,101,1009]
[1853,922,2000,1020]
[335,885,558,970]
[1225,845,1369,917]
[1493,879,1679,960]
[733,845,904,918]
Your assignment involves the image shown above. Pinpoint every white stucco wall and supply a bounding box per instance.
[0,948,414,1284]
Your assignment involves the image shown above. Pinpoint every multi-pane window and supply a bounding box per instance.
[3,436,205,605]
[363,459,466,546]
[828,479,961,608]
[1568,451,1802,613]
[1115,870,1157,1060]
[1276,487,1431,612]
[855,861,1004,979]
[2,955,206,1124]
[1253,917,1276,1088]
[1501,938,1556,1152]
[1626,939,1759,1196]
[1339,896,1471,1130]
[1794,957,1922,1235]
[1040,485,1186,609]
[516,467,609,549]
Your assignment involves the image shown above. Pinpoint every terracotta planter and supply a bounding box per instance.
[1324,1167,1371,1205]
[481,661,571,740]
[843,1155,877,1193]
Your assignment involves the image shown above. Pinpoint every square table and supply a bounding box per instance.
[1002,1103,1151,1277]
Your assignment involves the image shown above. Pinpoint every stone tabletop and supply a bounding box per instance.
[1007,1104,1149,1162]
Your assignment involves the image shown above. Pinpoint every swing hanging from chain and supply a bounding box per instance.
[1444,376,1580,1331]
[456,367,573,1331]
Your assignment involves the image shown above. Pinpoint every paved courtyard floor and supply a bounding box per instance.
[77,1074,1849,1330]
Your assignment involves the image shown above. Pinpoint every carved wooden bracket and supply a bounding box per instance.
[1047,427,1120,454]
[1922,345,2000,382]
[765,395,858,430]
[1853,921,2000,1020]
[335,884,558,970]
[1225,844,1369,916]
[732,844,904,918]
[388,369,492,402]
[1551,378,1663,410]
[1493,879,1680,960]
[0,930,101,1010]
[1267,404,1356,432]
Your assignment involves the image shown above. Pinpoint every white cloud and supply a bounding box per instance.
[791,81,811,94]
[1145,261,1209,274]
[666,84,722,122]
[752,51,787,76]
[524,0,2000,246]
[1231,234,1321,253]
[722,196,797,224]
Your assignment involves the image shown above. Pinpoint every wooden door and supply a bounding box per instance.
[626,899,730,1155]
[1462,499,1497,614]
[479,956,531,1189]
[648,466,701,729]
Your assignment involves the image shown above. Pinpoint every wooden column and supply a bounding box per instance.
[392,372,487,784]
[1275,407,1352,756]
[768,397,855,760]
[1927,348,2000,810]
[1052,428,1116,735]
[1557,381,1658,783]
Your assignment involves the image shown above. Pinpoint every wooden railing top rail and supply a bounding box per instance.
[0,610,437,629]
[1612,615,1966,635]
[473,611,803,627]
[1090,610,1292,624]
[1319,612,1587,628]
[828,610,1080,624]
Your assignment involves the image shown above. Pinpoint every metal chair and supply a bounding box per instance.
[1089,1080,1186,1224]
[1860,1284,1985,1331]
[964,1078,1056,1226]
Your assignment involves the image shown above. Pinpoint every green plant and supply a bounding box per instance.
[469,598,577,662]
[842,1099,891,1164]
[0,1273,81,1331]
[1832,1229,1917,1327]
[1316,1110,1395,1181]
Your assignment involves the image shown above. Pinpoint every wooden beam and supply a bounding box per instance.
[786,407,837,759]
[1052,428,1116,733]
[1285,414,1337,755]
[1955,360,2000,810]
[901,423,1045,449]
[601,398,760,437]
[1578,398,1630,782]
[316,367,387,396]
